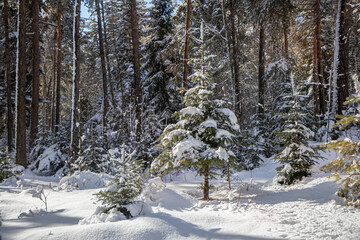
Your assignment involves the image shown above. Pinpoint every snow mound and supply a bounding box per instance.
[58,171,111,191]
[79,201,153,225]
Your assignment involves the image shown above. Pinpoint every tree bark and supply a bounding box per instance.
[183,0,191,90]
[229,0,241,118]
[15,0,27,167]
[3,0,13,151]
[55,0,62,132]
[130,0,142,139]
[100,0,115,107]
[51,34,57,132]
[203,165,210,200]
[313,0,326,115]
[258,24,265,117]
[70,0,81,170]
[337,0,350,114]
[95,0,109,131]
[30,0,40,148]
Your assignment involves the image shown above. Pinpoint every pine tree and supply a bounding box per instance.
[322,88,360,208]
[275,77,320,185]
[96,144,143,218]
[151,84,240,200]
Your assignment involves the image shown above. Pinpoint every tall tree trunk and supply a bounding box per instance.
[183,0,191,90]
[55,0,62,132]
[95,0,109,132]
[221,0,236,110]
[337,0,350,114]
[30,0,40,148]
[15,0,27,167]
[100,0,115,107]
[229,0,241,118]
[203,165,210,200]
[314,0,326,115]
[258,24,265,117]
[130,0,142,139]
[51,34,57,132]
[70,0,81,171]
[3,0,13,151]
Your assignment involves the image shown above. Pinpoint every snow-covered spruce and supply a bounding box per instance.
[151,85,240,200]
[322,93,360,208]
[95,144,143,218]
[275,77,321,185]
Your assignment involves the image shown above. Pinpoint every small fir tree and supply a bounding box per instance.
[0,149,14,182]
[151,84,240,200]
[275,77,320,185]
[96,144,143,218]
[322,93,360,208]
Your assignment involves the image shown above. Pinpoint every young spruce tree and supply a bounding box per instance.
[151,83,240,200]
[322,89,360,208]
[96,144,143,218]
[275,77,320,185]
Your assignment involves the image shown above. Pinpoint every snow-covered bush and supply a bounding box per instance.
[29,129,68,176]
[0,148,14,182]
[96,144,143,218]
[58,171,111,191]
[322,95,360,208]
[73,130,108,173]
[151,84,240,200]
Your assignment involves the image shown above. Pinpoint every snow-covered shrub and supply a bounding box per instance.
[151,84,240,200]
[96,144,143,218]
[29,129,68,176]
[72,126,108,173]
[0,148,14,182]
[322,95,360,208]
[58,171,111,191]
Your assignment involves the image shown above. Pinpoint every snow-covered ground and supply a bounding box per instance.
[1,150,360,240]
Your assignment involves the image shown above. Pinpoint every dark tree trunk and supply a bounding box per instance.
[30,0,40,148]
[95,0,109,131]
[15,0,27,167]
[202,165,210,200]
[258,24,265,117]
[337,0,350,114]
[3,0,13,151]
[55,0,62,132]
[313,0,326,115]
[70,0,81,170]
[51,34,57,132]
[183,0,191,90]
[100,0,115,107]
[229,0,241,118]
[130,0,142,139]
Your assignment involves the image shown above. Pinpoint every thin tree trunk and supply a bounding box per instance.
[55,0,62,132]
[3,0,13,151]
[331,0,341,116]
[100,0,115,107]
[15,0,27,167]
[221,0,236,110]
[183,0,191,90]
[130,0,142,139]
[70,0,81,171]
[95,0,109,132]
[258,24,265,117]
[337,0,350,114]
[51,34,57,132]
[229,0,241,118]
[314,0,326,115]
[30,0,40,148]
[203,165,210,200]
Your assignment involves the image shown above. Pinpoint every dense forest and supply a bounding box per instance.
[1,0,360,209]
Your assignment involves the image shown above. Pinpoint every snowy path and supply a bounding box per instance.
[1,158,360,240]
